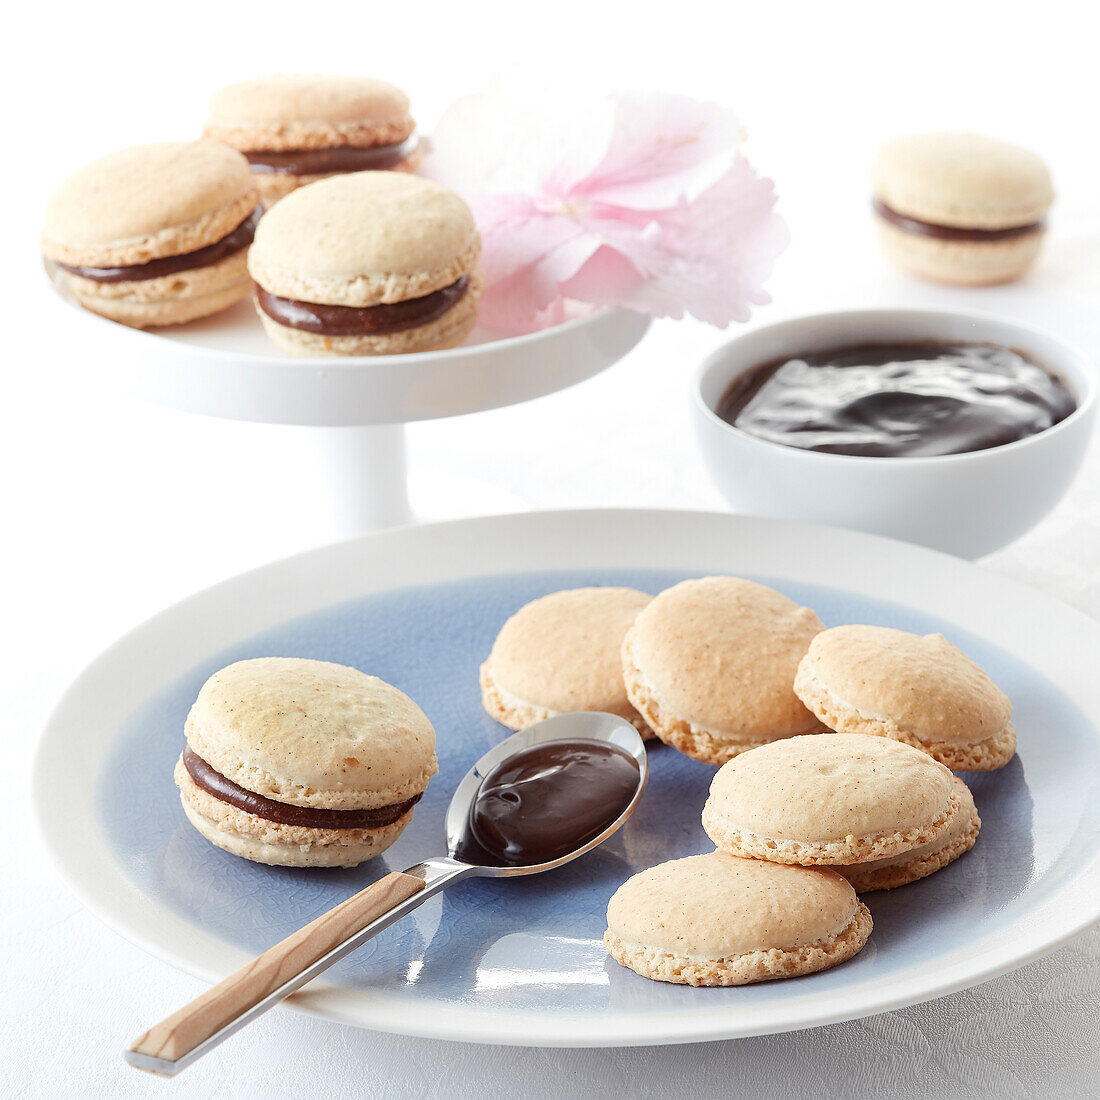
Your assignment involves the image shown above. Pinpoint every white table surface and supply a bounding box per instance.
[6,4,1099,1097]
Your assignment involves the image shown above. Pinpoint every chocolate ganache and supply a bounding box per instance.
[873,199,1044,241]
[57,209,260,283]
[182,746,420,829]
[466,740,640,866]
[245,136,418,176]
[256,275,469,337]
[718,341,1075,458]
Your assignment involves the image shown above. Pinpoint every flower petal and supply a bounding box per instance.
[478,230,603,333]
[576,91,745,209]
[471,197,584,284]
[424,89,615,200]
[425,87,788,333]
[570,157,789,326]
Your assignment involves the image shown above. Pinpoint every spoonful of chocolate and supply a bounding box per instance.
[126,711,648,1076]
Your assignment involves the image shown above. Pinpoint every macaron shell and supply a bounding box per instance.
[620,636,784,763]
[622,577,825,744]
[603,904,871,986]
[483,588,653,718]
[479,660,656,738]
[603,851,872,986]
[42,140,257,267]
[205,74,414,152]
[606,853,861,957]
[184,657,438,811]
[874,218,1045,285]
[794,625,1013,751]
[255,265,484,356]
[801,665,1018,771]
[871,131,1054,229]
[248,172,480,306]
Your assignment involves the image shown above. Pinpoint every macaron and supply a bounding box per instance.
[794,624,1016,771]
[204,74,421,207]
[603,851,872,986]
[43,140,259,328]
[480,587,654,736]
[871,131,1054,285]
[248,172,483,356]
[701,733,962,865]
[621,576,825,765]
[834,775,980,893]
[175,657,437,868]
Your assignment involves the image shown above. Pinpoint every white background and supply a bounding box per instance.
[6,2,1099,1097]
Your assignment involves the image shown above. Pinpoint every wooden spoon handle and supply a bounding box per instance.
[127,870,425,1075]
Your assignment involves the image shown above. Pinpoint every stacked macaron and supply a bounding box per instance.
[176,657,437,868]
[871,131,1054,285]
[204,74,421,207]
[247,172,484,356]
[700,735,978,878]
[604,734,980,986]
[42,140,259,328]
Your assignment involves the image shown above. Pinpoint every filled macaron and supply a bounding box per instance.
[871,131,1053,285]
[205,74,420,207]
[248,172,483,356]
[480,587,654,737]
[621,576,825,765]
[794,624,1016,771]
[701,733,962,866]
[175,657,437,868]
[604,852,872,986]
[43,140,259,328]
[834,775,980,893]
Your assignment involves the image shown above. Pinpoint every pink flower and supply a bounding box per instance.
[423,89,788,334]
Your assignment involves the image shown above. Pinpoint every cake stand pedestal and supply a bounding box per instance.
[47,284,651,537]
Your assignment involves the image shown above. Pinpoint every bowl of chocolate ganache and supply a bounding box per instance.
[693,309,1095,558]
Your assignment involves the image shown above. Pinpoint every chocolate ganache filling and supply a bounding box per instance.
[245,136,418,176]
[256,275,469,337]
[182,745,420,829]
[718,341,1075,458]
[57,208,260,283]
[872,198,1043,241]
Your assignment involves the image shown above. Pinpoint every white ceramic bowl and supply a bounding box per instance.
[693,309,1097,558]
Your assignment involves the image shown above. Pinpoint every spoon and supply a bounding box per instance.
[125,711,648,1075]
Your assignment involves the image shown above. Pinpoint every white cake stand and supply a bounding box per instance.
[47,276,651,534]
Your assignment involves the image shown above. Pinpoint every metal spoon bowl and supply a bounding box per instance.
[126,711,648,1076]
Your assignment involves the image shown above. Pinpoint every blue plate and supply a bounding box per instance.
[34,511,1100,1045]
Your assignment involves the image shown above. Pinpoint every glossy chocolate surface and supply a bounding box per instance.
[182,746,420,829]
[873,198,1042,241]
[256,275,468,337]
[467,739,640,866]
[245,136,418,175]
[56,209,259,283]
[718,341,1076,458]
